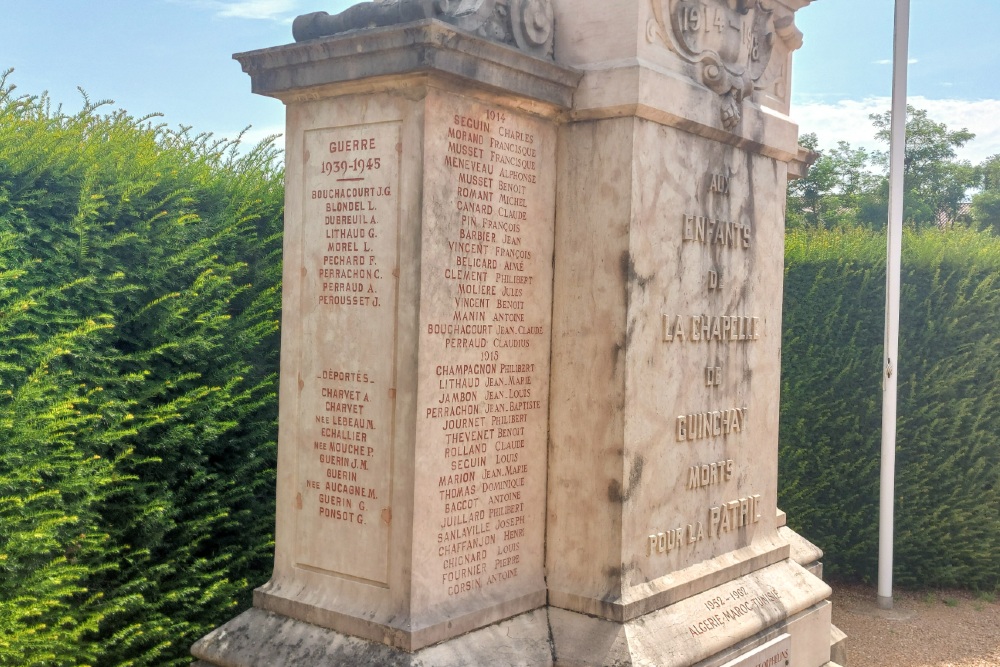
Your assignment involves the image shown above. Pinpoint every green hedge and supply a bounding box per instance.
[780,226,1000,589]
[0,73,283,665]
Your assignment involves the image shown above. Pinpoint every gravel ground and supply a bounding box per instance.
[831,581,1000,667]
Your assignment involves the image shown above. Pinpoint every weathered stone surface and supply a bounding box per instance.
[192,607,553,667]
[549,560,831,667]
[830,624,848,666]
[292,0,556,59]
[234,21,579,108]
[539,4,834,664]
[782,527,822,563]
[239,29,570,651]
[553,0,810,120]
[548,111,793,620]
[196,1,839,665]
[194,561,830,666]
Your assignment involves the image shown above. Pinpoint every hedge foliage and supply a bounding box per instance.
[0,73,283,665]
[780,225,1000,589]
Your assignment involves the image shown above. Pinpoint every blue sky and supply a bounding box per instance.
[4,1,1000,163]
[793,0,1000,163]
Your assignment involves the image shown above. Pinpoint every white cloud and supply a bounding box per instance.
[215,0,301,20]
[170,0,303,22]
[791,96,1000,164]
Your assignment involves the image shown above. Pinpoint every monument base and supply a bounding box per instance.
[191,607,553,667]
[192,559,835,667]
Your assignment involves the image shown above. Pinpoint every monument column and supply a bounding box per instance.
[192,13,582,666]
[545,0,835,665]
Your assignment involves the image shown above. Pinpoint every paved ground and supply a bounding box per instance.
[831,581,1000,666]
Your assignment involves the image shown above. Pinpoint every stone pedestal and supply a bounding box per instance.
[191,22,577,660]
[543,1,833,663]
[194,1,841,666]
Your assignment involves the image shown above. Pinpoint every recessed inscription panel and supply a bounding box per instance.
[626,121,785,579]
[412,92,554,613]
[294,123,400,584]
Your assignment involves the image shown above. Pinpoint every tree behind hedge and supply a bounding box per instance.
[0,72,283,665]
[780,226,1000,589]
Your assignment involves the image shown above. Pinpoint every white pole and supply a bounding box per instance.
[879,0,910,611]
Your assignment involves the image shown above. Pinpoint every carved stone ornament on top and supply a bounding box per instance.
[293,0,555,58]
[649,0,780,130]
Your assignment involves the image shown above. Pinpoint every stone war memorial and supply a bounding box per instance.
[192,0,846,664]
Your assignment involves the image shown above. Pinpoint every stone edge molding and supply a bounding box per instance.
[647,0,804,130]
[233,19,580,110]
[192,560,832,667]
[292,0,556,59]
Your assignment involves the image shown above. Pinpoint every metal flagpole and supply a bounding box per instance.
[879,0,910,611]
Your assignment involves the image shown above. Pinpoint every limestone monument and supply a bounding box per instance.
[192,0,845,665]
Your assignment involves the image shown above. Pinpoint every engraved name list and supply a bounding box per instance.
[418,98,551,604]
[295,123,401,584]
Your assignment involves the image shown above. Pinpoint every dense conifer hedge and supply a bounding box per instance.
[780,226,1000,590]
[0,73,283,665]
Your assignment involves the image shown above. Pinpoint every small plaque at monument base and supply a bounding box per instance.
[721,635,791,667]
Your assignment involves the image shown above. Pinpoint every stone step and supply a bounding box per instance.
[830,623,849,666]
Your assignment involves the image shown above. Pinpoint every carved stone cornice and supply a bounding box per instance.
[647,0,801,130]
[293,0,555,59]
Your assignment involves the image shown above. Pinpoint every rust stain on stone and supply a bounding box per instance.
[296,493,303,510]
[381,507,392,525]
